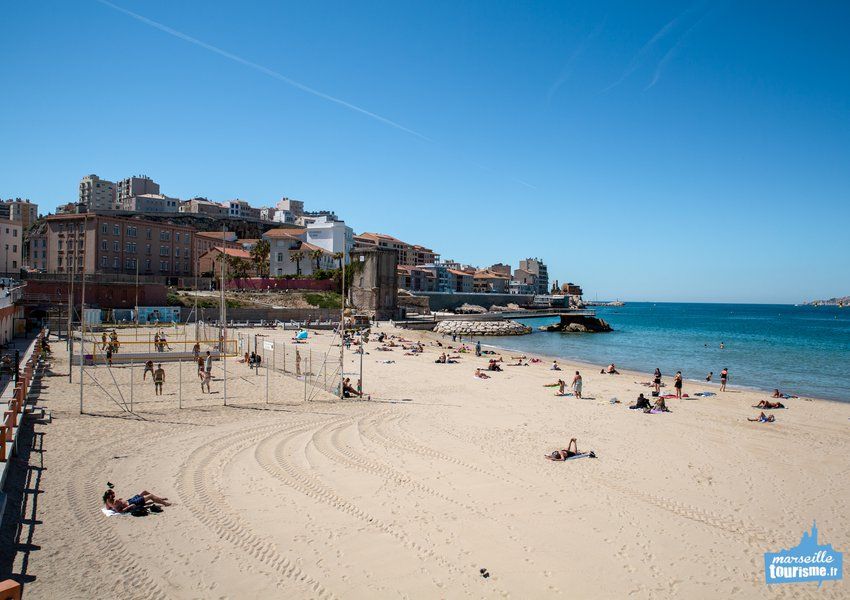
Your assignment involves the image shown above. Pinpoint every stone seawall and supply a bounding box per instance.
[434,320,531,336]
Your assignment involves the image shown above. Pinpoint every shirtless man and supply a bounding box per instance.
[103,488,171,513]
[571,371,582,399]
[153,364,165,396]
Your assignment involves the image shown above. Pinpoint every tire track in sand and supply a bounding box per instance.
[253,415,510,597]
[176,417,336,599]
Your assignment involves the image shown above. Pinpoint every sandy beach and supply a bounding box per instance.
[12,324,849,599]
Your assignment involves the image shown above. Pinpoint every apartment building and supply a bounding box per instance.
[194,231,242,266]
[473,270,510,293]
[117,175,160,204]
[519,257,549,295]
[79,175,117,211]
[121,194,180,213]
[397,265,436,292]
[303,216,352,255]
[197,247,257,277]
[0,222,22,274]
[44,214,195,276]
[28,227,49,271]
[180,197,228,217]
[227,199,261,220]
[353,232,439,266]
[2,198,39,231]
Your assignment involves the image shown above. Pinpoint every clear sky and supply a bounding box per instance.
[2,1,848,303]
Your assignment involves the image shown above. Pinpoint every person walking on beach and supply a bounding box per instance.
[571,371,583,399]
[653,368,662,395]
[475,340,481,357]
[674,371,683,399]
[720,368,729,391]
[154,364,165,396]
[192,342,200,362]
[105,345,113,367]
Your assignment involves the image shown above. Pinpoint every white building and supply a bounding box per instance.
[0,222,22,274]
[304,216,353,256]
[272,210,296,224]
[263,228,335,276]
[275,197,304,217]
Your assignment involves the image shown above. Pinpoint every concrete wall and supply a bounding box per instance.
[23,279,168,308]
[182,306,338,323]
[412,291,535,312]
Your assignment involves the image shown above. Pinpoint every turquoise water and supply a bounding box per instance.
[483,303,850,402]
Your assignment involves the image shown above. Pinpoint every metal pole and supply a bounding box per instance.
[339,248,345,400]
[135,256,139,341]
[265,347,269,403]
[130,356,134,409]
[179,359,182,409]
[359,342,364,397]
[220,228,227,407]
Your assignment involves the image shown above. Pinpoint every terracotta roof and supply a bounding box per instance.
[196,231,236,240]
[474,271,510,279]
[239,238,259,245]
[356,232,407,245]
[298,241,333,255]
[447,269,472,277]
[200,247,252,259]
[263,228,306,239]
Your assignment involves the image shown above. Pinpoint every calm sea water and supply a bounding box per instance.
[483,303,850,402]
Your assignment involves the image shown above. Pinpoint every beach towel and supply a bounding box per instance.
[694,392,716,397]
[101,507,127,517]
[295,330,308,340]
[649,409,669,414]
[376,360,395,364]
[564,452,595,460]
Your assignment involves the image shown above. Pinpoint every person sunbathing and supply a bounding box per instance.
[645,397,671,413]
[103,488,170,513]
[748,412,775,422]
[487,360,502,372]
[508,359,528,366]
[630,393,652,410]
[435,353,447,364]
[754,400,785,409]
[602,363,620,374]
[545,439,595,460]
[474,368,490,379]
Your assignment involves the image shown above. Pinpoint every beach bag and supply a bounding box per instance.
[651,391,659,397]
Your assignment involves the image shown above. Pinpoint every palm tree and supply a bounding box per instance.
[290,250,304,276]
[311,249,324,272]
[250,239,271,278]
[332,251,344,270]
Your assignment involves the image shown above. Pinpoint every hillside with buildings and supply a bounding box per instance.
[4,172,584,313]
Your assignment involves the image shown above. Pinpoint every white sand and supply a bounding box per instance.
[15,325,849,599]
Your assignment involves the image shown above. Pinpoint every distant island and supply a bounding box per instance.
[804,296,849,306]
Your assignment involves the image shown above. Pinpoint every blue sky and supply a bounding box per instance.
[2,1,848,303]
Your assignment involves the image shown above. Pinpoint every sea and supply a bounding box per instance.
[484,303,850,403]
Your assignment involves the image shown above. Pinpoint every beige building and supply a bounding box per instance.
[227,199,261,220]
[354,232,439,266]
[121,194,180,213]
[0,222,23,274]
[44,214,195,276]
[117,175,160,204]
[2,198,39,231]
[79,175,118,211]
[180,197,228,217]
[197,247,257,277]
[28,227,49,271]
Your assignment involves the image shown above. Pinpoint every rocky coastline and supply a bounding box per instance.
[433,320,532,336]
[539,315,613,333]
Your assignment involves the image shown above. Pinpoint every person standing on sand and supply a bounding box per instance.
[154,364,165,396]
[143,360,154,381]
[475,340,481,357]
[572,371,582,399]
[653,368,662,395]
[192,342,200,362]
[720,368,729,391]
[674,371,683,399]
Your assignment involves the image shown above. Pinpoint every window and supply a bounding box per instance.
[113,241,119,252]
[159,260,169,271]
[58,240,63,250]
[126,242,136,253]
[101,223,108,234]
[101,256,108,268]
[160,246,169,256]
[185,247,190,258]
[276,253,283,261]
[41,239,46,248]
[113,224,119,235]
[146,228,152,240]
[145,258,151,271]
[113,257,119,269]
[101,240,107,251]
[146,244,151,254]
[12,245,16,252]
[127,226,137,237]
[175,232,180,242]
[58,257,63,267]
[12,230,17,237]
[78,239,84,249]
[159,231,170,241]
[12,261,16,268]
[125,258,136,269]
[175,247,180,258]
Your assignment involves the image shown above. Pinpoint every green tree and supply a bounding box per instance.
[332,251,344,270]
[311,249,324,272]
[290,250,304,276]
[250,239,271,277]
